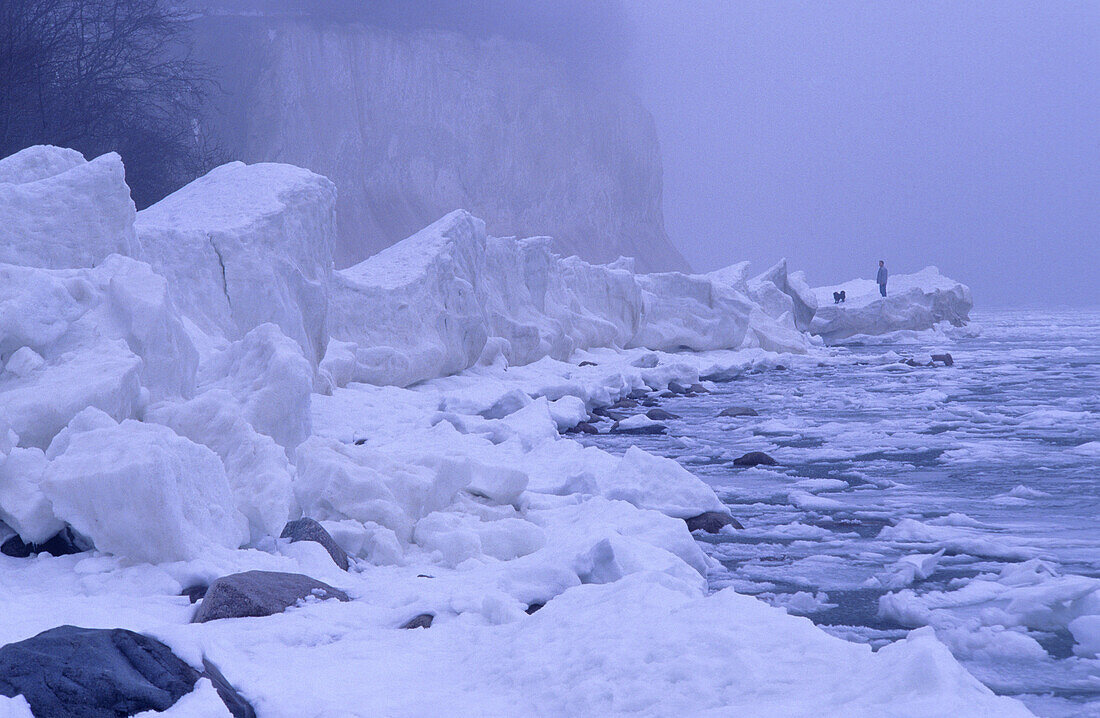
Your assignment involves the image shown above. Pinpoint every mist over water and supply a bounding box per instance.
[627,1,1100,308]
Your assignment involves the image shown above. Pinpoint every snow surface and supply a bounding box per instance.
[0,147,1022,715]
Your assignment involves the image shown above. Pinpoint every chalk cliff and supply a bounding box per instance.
[192,10,688,272]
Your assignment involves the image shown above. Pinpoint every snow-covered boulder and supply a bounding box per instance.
[0,256,197,449]
[0,147,138,269]
[811,267,972,342]
[135,161,336,369]
[41,413,248,563]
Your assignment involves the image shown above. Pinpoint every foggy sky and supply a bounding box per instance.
[627,1,1099,307]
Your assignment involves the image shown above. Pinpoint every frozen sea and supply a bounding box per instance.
[579,309,1100,717]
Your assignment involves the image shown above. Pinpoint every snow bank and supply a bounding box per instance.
[811,267,972,342]
[136,161,336,368]
[326,210,812,388]
[326,211,640,387]
[0,146,138,269]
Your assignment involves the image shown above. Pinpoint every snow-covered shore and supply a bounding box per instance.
[0,146,1017,716]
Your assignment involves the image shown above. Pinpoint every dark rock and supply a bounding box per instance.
[191,571,350,623]
[658,391,675,398]
[181,584,209,604]
[280,517,349,571]
[733,451,778,467]
[931,353,954,366]
[611,398,638,409]
[611,421,667,435]
[401,613,434,629]
[774,365,787,371]
[353,438,367,446]
[592,407,628,421]
[685,512,744,533]
[641,398,659,407]
[525,602,545,615]
[645,408,680,421]
[201,658,256,718]
[578,360,598,367]
[718,406,758,418]
[689,383,709,394]
[1,526,86,558]
[0,625,199,718]
[627,389,650,400]
[667,381,691,395]
[568,422,600,435]
[904,358,922,367]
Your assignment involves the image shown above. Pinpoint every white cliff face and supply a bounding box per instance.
[193,16,688,273]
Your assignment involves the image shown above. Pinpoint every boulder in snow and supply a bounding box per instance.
[192,571,349,623]
[733,451,778,467]
[685,512,743,534]
[280,518,349,571]
[0,626,199,718]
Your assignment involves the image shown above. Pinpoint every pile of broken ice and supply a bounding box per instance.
[0,146,1020,716]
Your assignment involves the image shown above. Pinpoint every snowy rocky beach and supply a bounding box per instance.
[0,146,1039,717]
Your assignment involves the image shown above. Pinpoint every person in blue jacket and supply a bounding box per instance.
[877,260,888,297]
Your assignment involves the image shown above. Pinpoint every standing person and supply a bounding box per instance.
[877,260,888,297]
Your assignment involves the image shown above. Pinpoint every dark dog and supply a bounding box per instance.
[832,290,846,304]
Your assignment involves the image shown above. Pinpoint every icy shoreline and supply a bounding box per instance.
[0,146,1017,716]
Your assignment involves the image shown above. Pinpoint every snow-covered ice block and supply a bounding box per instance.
[0,147,138,269]
[811,267,972,342]
[135,161,336,368]
[327,211,490,387]
[0,144,84,185]
[414,511,545,566]
[747,258,818,332]
[41,415,248,563]
[0,256,198,448]
[294,438,457,544]
[629,271,752,352]
[0,447,62,544]
[603,446,726,519]
[147,389,294,542]
[198,323,314,450]
[0,335,142,450]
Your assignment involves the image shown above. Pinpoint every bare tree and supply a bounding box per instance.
[0,0,220,207]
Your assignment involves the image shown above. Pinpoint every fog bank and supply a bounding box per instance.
[629,1,1099,307]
